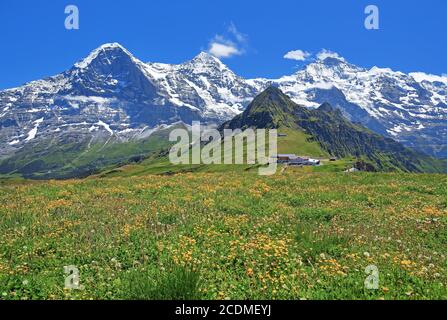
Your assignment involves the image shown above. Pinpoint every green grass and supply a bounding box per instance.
[123,264,201,300]
[276,127,329,158]
[0,169,447,300]
[295,222,351,262]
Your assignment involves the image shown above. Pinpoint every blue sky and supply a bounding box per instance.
[0,0,446,89]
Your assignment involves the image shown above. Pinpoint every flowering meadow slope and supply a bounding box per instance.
[0,171,446,299]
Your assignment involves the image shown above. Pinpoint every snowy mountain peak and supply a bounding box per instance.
[193,51,221,62]
[74,42,135,70]
[288,55,364,83]
[60,43,160,100]
[184,51,229,73]
[97,42,128,51]
[301,51,365,77]
[318,56,349,67]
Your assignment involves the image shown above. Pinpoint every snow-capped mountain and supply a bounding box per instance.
[1,42,446,160]
[143,51,258,119]
[263,57,447,157]
[0,43,258,159]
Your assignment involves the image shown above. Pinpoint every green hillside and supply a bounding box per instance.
[0,124,185,180]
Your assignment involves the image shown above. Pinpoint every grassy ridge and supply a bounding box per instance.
[1,170,446,300]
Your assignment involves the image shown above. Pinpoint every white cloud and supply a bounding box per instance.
[207,22,247,59]
[209,42,241,58]
[228,22,247,44]
[284,50,311,61]
[316,49,346,61]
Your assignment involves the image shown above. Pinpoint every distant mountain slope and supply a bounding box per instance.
[222,87,445,173]
[0,123,184,179]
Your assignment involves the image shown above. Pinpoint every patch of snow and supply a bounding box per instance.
[62,95,117,104]
[8,140,20,145]
[410,72,447,85]
[28,108,42,113]
[24,117,44,141]
[25,127,38,141]
[118,128,137,134]
[97,120,113,135]
[34,118,44,124]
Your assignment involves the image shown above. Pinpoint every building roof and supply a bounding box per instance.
[276,154,297,157]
